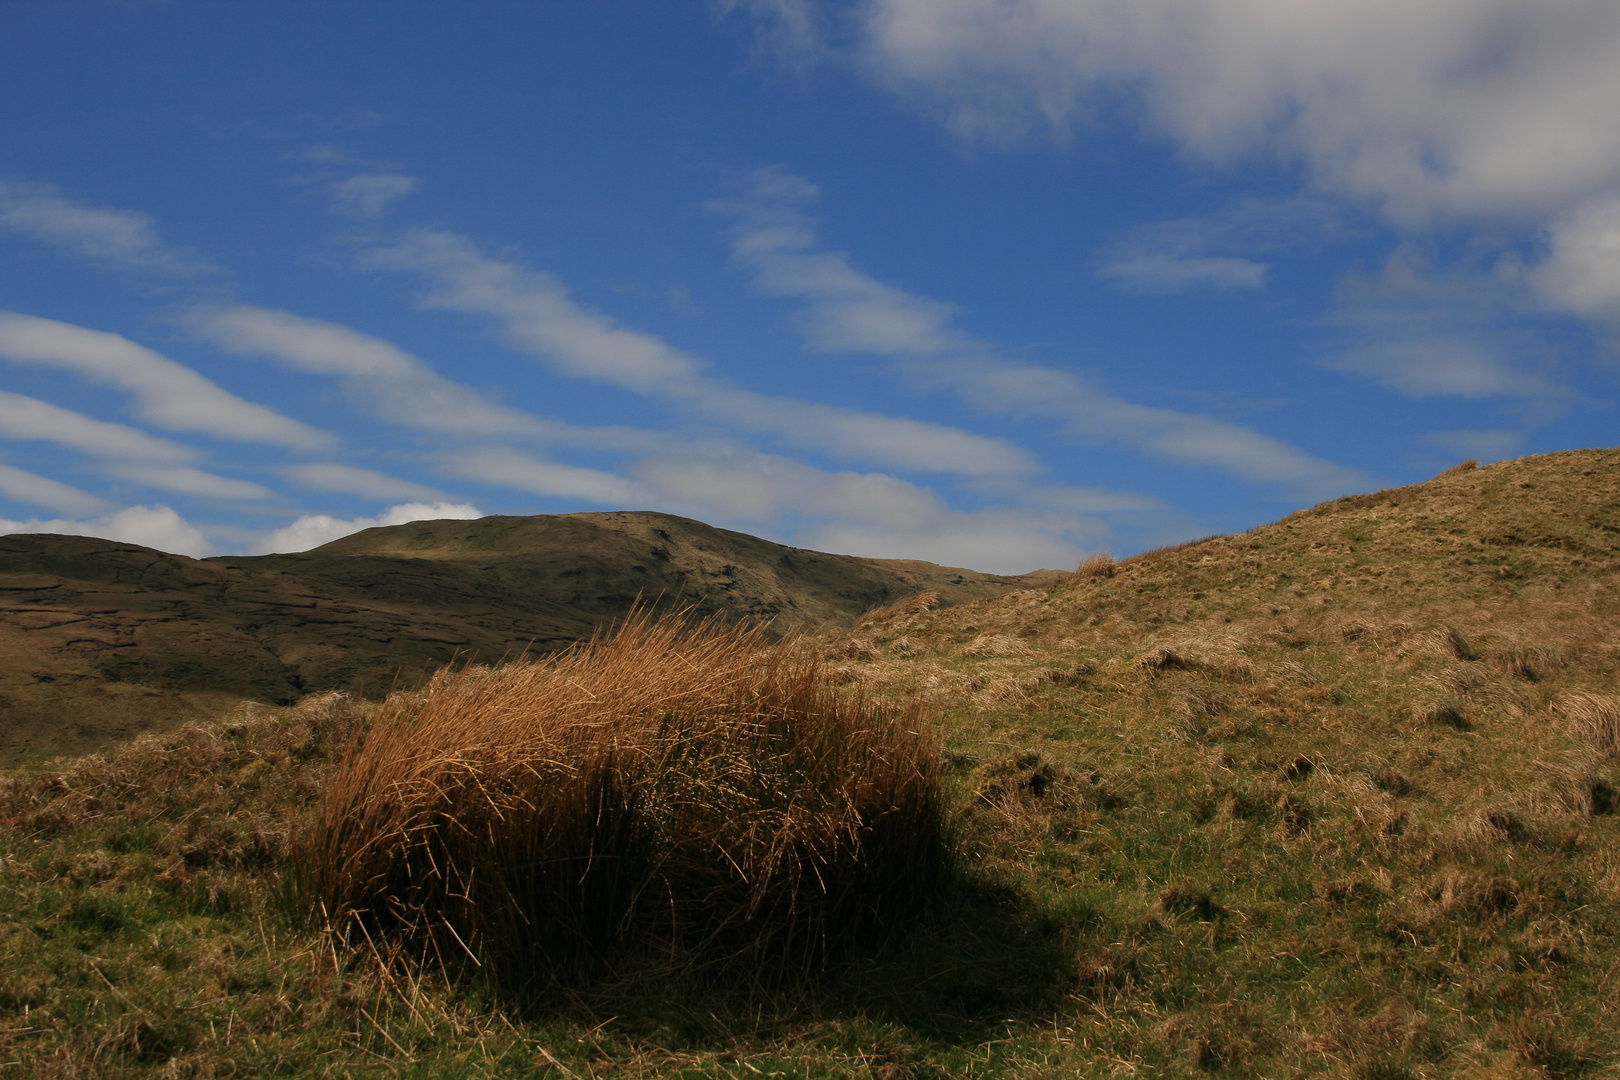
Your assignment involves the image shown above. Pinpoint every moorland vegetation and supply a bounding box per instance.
[0,447,1616,1078]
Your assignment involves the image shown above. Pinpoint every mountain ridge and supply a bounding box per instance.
[0,509,1057,762]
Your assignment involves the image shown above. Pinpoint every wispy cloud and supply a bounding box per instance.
[0,388,196,463]
[256,501,482,555]
[328,173,418,217]
[107,463,272,501]
[629,446,1097,572]
[1323,335,1560,403]
[717,0,829,66]
[188,305,558,439]
[1099,254,1266,294]
[0,312,331,449]
[852,0,1620,223]
[363,228,1037,477]
[0,463,109,516]
[0,504,212,558]
[0,179,214,276]
[0,389,271,500]
[1324,245,1570,411]
[712,169,971,354]
[924,359,1369,498]
[713,167,1368,498]
[436,448,647,506]
[1091,198,1360,293]
[293,147,419,218]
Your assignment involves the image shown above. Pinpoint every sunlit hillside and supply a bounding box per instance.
[1,448,1616,1078]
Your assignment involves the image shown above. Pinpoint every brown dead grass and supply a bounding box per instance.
[1560,689,1620,755]
[1074,551,1117,579]
[302,608,949,993]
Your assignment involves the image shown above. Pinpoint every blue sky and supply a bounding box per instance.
[1,1,1616,572]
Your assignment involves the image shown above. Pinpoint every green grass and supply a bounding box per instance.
[2,448,1619,1077]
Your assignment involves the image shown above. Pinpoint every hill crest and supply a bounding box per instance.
[0,510,1050,762]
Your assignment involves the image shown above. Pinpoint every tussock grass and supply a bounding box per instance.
[303,609,950,992]
[857,589,939,626]
[1074,551,1116,579]
[1561,689,1620,755]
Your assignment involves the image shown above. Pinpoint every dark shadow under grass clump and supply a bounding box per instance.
[301,608,956,1001]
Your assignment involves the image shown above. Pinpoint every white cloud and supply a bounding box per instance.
[932,359,1370,498]
[437,447,646,505]
[0,312,331,449]
[636,449,939,529]
[712,169,971,354]
[855,0,1620,223]
[0,179,211,275]
[1531,194,1620,321]
[292,147,420,217]
[0,389,272,500]
[1094,196,1357,293]
[256,501,483,555]
[328,172,418,217]
[631,447,1098,573]
[365,228,1036,477]
[365,230,709,394]
[1324,336,1557,401]
[1324,245,1569,405]
[189,304,558,439]
[0,388,195,463]
[714,167,1367,497]
[0,504,212,558]
[712,388,1034,475]
[0,463,108,516]
[107,463,273,501]
[284,462,444,501]
[1099,255,1266,293]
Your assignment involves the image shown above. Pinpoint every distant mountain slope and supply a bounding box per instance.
[0,510,1053,762]
[835,447,1620,684]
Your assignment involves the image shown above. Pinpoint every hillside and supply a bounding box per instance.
[0,447,1615,1077]
[0,510,1052,762]
[813,446,1620,1074]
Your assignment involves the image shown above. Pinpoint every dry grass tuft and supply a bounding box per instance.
[858,590,940,626]
[1413,698,1471,731]
[962,633,1034,658]
[1437,458,1479,477]
[1558,690,1620,755]
[1135,646,1196,674]
[1074,551,1117,579]
[1489,638,1567,681]
[301,608,950,992]
[1455,806,1531,848]
[1409,625,1480,662]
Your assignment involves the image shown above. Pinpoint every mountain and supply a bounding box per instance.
[0,510,1057,762]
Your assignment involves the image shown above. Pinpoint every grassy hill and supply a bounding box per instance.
[0,510,1052,762]
[0,448,1616,1077]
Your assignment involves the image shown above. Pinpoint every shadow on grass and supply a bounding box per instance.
[495,868,1081,1052]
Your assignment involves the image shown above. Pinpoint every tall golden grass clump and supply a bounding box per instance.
[301,609,949,991]
[1075,551,1117,579]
